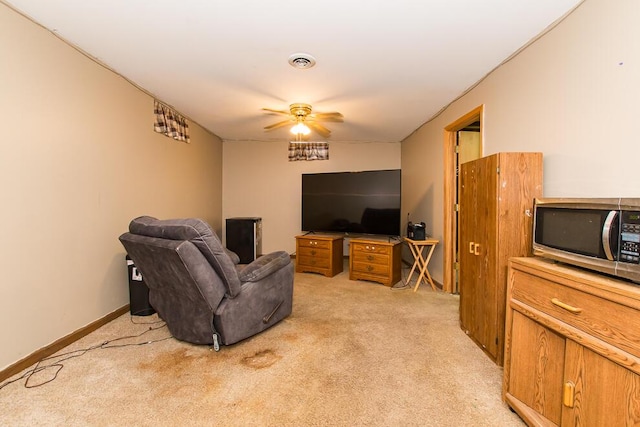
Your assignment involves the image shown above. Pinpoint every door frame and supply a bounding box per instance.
[442,105,484,293]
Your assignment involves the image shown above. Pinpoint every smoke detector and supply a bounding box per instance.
[288,53,316,69]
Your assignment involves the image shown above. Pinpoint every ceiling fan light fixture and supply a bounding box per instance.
[263,102,339,139]
[288,53,316,69]
[291,122,311,135]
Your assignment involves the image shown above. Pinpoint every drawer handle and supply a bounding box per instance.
[311,250,316,256]
[367,255,374,261]
[367,265,374,272]
[469,242,474,254]
[474,243,480,256]
[551,298,583,314]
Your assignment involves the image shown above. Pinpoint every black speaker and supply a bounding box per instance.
[407,222,426,240]
[126,255,155,316]
[226,217,262,264]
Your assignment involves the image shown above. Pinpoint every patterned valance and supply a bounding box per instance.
[288,142,329,161]
[154,100,190,143]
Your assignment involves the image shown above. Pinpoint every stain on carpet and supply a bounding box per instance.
[137,348,224,398]
[241,349,281,369]
[137,348,198,373]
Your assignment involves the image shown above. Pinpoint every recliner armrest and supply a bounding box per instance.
[238,251,291,282]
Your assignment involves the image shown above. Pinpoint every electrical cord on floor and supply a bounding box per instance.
[389,262,415,291]
[128,311,164,325]
[0,317,171,391]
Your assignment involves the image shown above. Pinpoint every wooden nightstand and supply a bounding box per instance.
[295,235,344,277]
[349,237,402,286]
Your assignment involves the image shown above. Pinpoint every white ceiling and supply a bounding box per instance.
[5,0,582,143]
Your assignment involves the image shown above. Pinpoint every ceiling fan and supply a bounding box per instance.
[262,103,343,139]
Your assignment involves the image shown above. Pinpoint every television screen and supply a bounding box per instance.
[302,169,401,236]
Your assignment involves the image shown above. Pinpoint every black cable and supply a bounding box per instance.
[128,312,164,325]
[0,317,171,391]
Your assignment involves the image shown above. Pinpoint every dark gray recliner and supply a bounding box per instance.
[118,216,294,348]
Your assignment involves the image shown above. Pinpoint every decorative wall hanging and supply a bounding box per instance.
[153,100,190,143]
[288,142,329,161]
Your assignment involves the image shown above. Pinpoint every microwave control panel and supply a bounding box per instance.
[620,211,640,264]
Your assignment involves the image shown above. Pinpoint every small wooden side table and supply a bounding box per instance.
[404,238,439,292]
[295,234,344,277]
[349,237,402,287]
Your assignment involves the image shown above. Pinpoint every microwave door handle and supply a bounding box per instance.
[602,210,618,261]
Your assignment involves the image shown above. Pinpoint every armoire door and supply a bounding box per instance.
[459,154,500,359]
[459,159,480,338]
[475,154,500,359]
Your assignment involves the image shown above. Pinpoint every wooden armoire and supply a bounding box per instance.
[458,152,543,366]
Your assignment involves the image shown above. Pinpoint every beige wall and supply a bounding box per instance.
[222,141,401,255]
[0,4,223,370]
[402,0,640,285]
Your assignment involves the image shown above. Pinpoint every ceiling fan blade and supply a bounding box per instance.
[261,108,290,116]
[264,119,294,131]
[311,112,343,119]
[308,121,332,138]
[308,114,344,123]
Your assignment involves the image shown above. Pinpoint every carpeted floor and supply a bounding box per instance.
[0,264,524,426]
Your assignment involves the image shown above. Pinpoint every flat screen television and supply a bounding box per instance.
[301,169,401,236]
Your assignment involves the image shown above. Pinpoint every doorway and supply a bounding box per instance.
[442,105,483,293]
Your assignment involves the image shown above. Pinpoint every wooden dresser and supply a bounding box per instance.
[349,238,401,287]
[503,257,640,427]
[295,235,343,277]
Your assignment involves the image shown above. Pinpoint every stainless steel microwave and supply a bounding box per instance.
[533,198,640,283]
